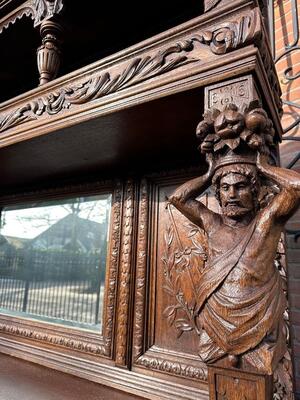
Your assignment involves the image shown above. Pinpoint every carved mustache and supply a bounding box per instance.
[224,201,241,206]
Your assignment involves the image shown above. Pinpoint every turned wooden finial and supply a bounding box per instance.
[37,19,62,85]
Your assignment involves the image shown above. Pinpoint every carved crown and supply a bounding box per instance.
[196,101,276,169]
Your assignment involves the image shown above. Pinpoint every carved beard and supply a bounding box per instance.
[221,203,253,218]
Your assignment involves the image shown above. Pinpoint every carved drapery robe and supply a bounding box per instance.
[196,213,286,374]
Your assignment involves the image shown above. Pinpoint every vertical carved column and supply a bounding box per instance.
[132,180,149,362]
[115,180,135,367]
[37,19,62,85]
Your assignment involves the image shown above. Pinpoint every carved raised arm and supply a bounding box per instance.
[257,153,300,221]
[169,155,218,231]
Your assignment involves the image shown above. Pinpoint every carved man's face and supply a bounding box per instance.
[219,173,255,218]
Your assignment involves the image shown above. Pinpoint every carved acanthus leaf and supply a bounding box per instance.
[33,0,64,26]
[0,40,197,134]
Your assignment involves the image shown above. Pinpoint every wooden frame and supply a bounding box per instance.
[132,171,209,392]
[0,179,122,360]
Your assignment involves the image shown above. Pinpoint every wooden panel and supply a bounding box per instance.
[208,366,273,400]
[133,174,208,388]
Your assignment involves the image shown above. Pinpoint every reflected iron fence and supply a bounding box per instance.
[0,249,104,326]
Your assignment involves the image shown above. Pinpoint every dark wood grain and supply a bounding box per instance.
[0,353,143,400]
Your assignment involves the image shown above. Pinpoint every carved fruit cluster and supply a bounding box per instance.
[196,101,275,155]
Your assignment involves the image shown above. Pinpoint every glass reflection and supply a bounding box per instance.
[0,194,111,331]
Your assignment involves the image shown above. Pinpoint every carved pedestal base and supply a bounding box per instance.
[208,366,273,400]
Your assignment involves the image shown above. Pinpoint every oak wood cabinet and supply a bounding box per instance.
[0,1,290,399]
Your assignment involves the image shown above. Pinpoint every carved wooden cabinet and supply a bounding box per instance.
[0,0,296,399]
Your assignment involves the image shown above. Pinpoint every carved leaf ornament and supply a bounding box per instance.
[0,10,261,133]
[162,204,207,338]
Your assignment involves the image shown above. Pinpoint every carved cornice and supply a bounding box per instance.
[0,7,281,145]
[115,180,135,366]
[133,180,149,361]
[0,9,263,135]
[0,40,199,133]
[0,0,64,33]
[136,353,207,381]
[0,322,106,354]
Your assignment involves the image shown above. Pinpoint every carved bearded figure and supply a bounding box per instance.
[169,103,300,375]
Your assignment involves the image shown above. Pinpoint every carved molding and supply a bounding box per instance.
[0,40,199,133]
[0,7,33,34]
[0,0,64,34]
[0,322,106,354]
[258,38,283,116]
[115,180,135,366]
[136,354,207,381]
[273,239,294,400]
[132,179,149,361]
[0,9,264,135]
[102,181,123,357]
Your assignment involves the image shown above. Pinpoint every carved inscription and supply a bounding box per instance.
[206,78,256,111]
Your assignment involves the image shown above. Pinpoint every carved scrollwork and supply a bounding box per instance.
[0,9,265,134]
[0,40,198,133]
[195,9,261,55]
